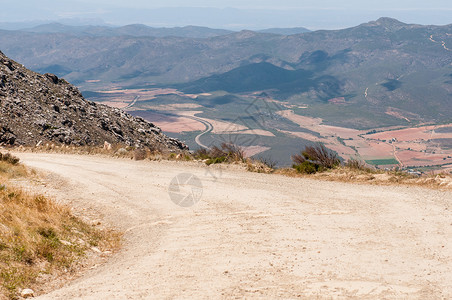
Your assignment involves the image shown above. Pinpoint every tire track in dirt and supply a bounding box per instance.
[14,153,452,299]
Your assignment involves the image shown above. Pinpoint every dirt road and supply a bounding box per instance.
[190,116,213,149]
[16,153,452,299]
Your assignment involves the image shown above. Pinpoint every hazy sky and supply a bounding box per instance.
[1,0,452,29]
[71,0,452,10]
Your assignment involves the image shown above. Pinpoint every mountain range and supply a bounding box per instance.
[0,17,451,129]
[0,22,311,38]
[19,23,235,38]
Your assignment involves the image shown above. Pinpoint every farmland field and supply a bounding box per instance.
[82,87,452,171]
[365,158,399,166]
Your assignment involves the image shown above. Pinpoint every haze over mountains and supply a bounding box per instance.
[1,17,450,130]
[0,22,310,38]
[2,1,452,30]
[19,23,235,39]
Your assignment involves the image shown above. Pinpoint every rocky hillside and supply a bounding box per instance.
[0,51,187,150]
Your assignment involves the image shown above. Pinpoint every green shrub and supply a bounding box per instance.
[302,144,340,168]
[206,156,227,165]
[193,148,210,160]
[220,143,244,162]
[195,143,244,165]
[294,161,321,174]
[292,143,340,174]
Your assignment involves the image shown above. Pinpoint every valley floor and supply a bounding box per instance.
[15,153,452,299]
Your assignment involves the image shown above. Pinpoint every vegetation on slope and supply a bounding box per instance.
[291,144,341,174]
[190,142,452,189]
[0,152,120,299]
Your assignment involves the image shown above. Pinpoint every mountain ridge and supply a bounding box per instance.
[19,23,235,38]
[0,51,187,150]
[0,18,451,128]
[14,23,311,39]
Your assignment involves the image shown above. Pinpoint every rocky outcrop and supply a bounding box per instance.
[0,51,187,150]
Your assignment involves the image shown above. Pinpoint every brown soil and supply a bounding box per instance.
[13,153,452,299]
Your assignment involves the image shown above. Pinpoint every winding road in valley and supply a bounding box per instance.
[124,95,140,109]
[15,153,452,299]
[142,112,214,149]
[189,116,213,149]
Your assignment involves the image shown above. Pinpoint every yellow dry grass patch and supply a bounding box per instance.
[275,166,452,190]
[0,156,120,299]
[12,144,191,163]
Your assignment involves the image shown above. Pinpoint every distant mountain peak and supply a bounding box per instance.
[258,27,311,35]
[121,24,148,29]
[235,30,259,39]
[367,17,407,29]
[375,17,405,25]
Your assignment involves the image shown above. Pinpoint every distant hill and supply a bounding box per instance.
[0,51,187,150]
[258,27,311,35]
[20,23,234,38]
[0,21,47,30]
[180,62,339,98]
[0,17,451,128]
[22,23,311,38]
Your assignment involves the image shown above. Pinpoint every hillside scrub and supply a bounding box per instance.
[277,160,452,190]
[0,153,19,166]
[0,155,120,299]
[292,144,341,174]
[11,144,452,190]
[0,153,27,179]
[10,143,190,162]
[194,143,245,165]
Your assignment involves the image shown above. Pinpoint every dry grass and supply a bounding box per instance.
[0,154,19,166]
[0,154,120,299]
[245,156,276,174]
[245,160,274,174]
[275,166,452,190]
[9,143,187,162]
[0,162,29,179]
[7,144,452,192]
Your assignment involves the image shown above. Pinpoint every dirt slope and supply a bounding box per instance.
[15,153,452,299]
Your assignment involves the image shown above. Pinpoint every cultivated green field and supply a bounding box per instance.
[365,158,399,166]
